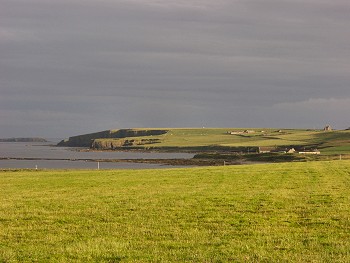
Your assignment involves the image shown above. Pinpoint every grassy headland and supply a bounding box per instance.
[59,128,350,155]
[1,161,350,262]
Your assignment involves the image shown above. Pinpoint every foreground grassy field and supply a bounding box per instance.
[1,161,350,262]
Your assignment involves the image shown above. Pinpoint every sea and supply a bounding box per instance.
[0,140,194,169]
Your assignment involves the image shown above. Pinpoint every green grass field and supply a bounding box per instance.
[1,161,350,262]
[94,128,350,154]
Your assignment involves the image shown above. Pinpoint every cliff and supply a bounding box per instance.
[57,129,168,147]
[92,138,160,149]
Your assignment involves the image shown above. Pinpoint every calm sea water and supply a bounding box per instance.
[0,142,194,169]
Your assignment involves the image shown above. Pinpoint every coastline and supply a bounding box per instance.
[0,156,253,166]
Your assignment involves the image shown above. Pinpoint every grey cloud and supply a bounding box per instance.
[1,0,350,137]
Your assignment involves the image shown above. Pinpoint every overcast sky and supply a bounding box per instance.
[1,0,350,138]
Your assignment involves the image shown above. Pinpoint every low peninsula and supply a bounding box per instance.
[0,137,48,142]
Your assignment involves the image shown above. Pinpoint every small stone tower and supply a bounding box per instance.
[324,125,332,131]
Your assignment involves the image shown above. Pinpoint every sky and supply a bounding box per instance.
[1,0,350,138]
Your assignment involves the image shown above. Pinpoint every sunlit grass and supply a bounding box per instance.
[1,161,350,262]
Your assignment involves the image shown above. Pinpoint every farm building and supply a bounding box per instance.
[287,148,296,153]
[299,150,321,155]
[258,147,277,153]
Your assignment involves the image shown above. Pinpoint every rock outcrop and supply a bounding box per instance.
[92,138,160,149]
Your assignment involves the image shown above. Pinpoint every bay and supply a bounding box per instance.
[0,142,194,169]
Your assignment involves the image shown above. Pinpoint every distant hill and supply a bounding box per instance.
[57,128,350,155]
[0,137,48,142]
